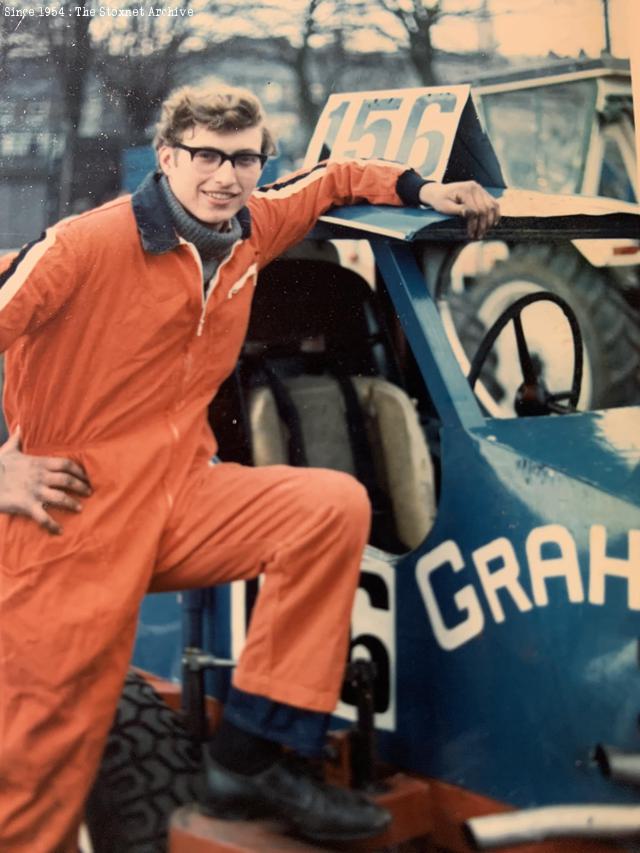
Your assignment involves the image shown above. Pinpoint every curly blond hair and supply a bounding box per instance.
[154,83,276,155]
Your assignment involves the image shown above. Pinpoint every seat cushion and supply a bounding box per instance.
[249,375,436,551]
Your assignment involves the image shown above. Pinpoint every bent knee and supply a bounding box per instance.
[312,469,371,528]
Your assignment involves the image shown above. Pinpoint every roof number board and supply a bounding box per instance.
[304,86,471,181]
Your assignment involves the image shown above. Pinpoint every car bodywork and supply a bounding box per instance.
[131,186,640,851]
[114,85,640,849]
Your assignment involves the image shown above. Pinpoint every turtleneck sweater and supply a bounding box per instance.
[159,175,242,285]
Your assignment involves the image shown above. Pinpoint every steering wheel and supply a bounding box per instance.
[467,291,583,416]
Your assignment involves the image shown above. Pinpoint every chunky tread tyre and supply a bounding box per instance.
[85,671,205,853]
[469,244,640,409]
[445,291,501,400]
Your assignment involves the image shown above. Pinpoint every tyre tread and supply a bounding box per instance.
[474,244,640,407]
[85,671,205,853]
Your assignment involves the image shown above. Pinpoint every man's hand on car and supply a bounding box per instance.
[420,180,501,240]
[0,426,92,534]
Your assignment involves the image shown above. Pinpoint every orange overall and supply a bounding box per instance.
[0,160,426,851]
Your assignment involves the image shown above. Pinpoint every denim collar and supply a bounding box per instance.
[131,171,252,254]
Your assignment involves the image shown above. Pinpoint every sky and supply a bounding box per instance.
[90,0,634,62]
[427,0,632,59]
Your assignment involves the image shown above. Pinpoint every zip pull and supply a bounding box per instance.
[227,263,258,300]
[197,310,206,337]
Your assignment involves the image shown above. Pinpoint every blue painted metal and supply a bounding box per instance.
[121,147,156,193]
[475,408,640,508]
[134,592,182,681]
[372,240,483,432]
[382,409,639,806]
[310,190,640,242]
[259,152,291,185]
[311,203,455,241]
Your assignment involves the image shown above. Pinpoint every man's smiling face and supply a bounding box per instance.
[158,123,264,228]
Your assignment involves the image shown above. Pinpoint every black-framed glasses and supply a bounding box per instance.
[174,143,268,173]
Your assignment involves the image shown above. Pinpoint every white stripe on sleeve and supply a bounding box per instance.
[0,228,58,313]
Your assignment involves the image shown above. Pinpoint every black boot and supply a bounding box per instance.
[208,718,283,775]
[204,750,391,843]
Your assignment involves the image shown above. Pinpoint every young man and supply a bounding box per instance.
[0,83,499,851]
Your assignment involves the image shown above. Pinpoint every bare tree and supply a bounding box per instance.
[91,3,200,145]
[293,0,324,134]
[202,0,347,141]
[370,0,441,85]
[273,0,343,138]
[337,0,489,86]
[41,0,93,213]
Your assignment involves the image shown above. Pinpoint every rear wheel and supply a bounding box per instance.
[453,244,640,414]
[85,671,205,853]
[441,290,501,401]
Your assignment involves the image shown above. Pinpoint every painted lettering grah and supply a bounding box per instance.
[416,524,639,651]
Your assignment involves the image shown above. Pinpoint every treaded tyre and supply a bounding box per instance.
[466,244,640,411]
[443,290,501,401]
[85,670,205,853]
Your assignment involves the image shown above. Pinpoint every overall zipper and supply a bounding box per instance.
[162,417,181,511]
[180,238,242,337]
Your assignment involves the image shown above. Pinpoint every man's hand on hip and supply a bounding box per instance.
[419,181,501,240]
[0,427,92,534]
